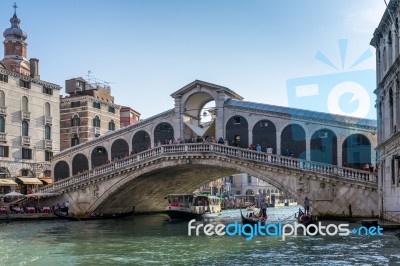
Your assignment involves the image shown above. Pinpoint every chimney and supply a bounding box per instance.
[29,58,40,79]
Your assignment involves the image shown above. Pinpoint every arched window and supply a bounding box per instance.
[44,102,51,117]
[22,96,28,112]
[93,116,101,127]
[0,91,5,107]
[22,121,29,136]
[71,115,80,126]
[109,120,115,131]
[45,125,51,140]
[0,117,5,133]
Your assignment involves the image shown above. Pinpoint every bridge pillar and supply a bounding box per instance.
[215,92,225,139]
[305,139,311,161]
[337,139,343,167]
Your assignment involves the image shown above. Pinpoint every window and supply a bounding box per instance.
[109,120,115,131]
[22,121,29,136]
[22,96,28,112]
[0,146,8,157]
[0,74,8,83]
[21,169,29,176]
[71,115,80,126]
[71,136,80,147]
[19,79,31,89]
[0,117,4,133]
[93,102,101,109]
[71,101,81,108]
[22,148,32,159]
[108,106,115,113]
[42,87,53,95]
[247,175,252,184]
[0,91,4,107]
[93,116,101,127]
[44,102,51,117]
[45,125,51,140]
[45,151,53,161]
[392,158,396,185]
[233,117,241,124]
[77,81,86,90]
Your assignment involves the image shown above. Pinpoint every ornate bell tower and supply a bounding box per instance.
[1,3,30,76]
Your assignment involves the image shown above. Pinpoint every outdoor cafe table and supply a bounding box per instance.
[26,207,35,213]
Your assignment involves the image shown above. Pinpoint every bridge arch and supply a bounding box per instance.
[280,123,306,159]
[111,139,129,159]
[225,115,249,148]
[154,122,174,145]
[342,133,371,169]
[91,146,109,168]
[72,153,89,175]
[54,160,70,181]
[310,128,337,165]
[132,130,151,152]
[252,119,277,152]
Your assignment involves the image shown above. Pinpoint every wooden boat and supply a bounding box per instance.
[240,208,266,226]
[53,209,134,221]
[295,208,317,227]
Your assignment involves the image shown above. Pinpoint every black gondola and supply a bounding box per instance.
[295,208,316,227]
[53,209,134,221]
[240,208,266,226]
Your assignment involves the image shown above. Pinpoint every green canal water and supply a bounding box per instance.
[0,206,399,265]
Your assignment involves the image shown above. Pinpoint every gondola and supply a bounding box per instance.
[295,208,316,227]
[240,208,266,226]
[53,209,134,221]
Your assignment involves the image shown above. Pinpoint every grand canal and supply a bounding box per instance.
[0,207,399,265]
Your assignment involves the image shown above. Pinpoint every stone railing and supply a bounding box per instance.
[21,136,30,146]
[0,106,6,116]
[0,132,6,142]
[21,111,30,120]
[44,116,52,125]
[40,143,377,193]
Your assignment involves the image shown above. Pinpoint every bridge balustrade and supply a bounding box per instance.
[40,143,377,193]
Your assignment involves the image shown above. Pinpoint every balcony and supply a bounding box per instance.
[21,111,30,120]
[44,139,52,149]
[71,126,79,134]
[21,136,30,146]
[94,127,101,136]
[0,132,6,142]
[44,116,52,125]
[0,106,6,116]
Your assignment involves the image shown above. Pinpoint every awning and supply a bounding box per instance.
[40,178,53,185]
[16,177,43,185]
[0,179,17,186]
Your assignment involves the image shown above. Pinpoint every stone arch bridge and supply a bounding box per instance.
[41,80,378,217]
[40,143,377,217]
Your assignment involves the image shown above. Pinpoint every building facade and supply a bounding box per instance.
[371,0,400,222]
[120,106,140,127]
[0,9,61,194]
[60,77,121,151]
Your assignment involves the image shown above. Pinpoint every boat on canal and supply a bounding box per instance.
[295,208,317,227]
[240,208,267,226]
[53,208,134,221]
[164,194,222,221]
[164,194,195,220]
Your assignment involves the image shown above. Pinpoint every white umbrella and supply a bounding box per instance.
[3,191,25,197]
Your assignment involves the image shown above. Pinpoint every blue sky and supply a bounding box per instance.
[0,0,386,119]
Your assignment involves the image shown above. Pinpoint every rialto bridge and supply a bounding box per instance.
[41,80,378,217]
